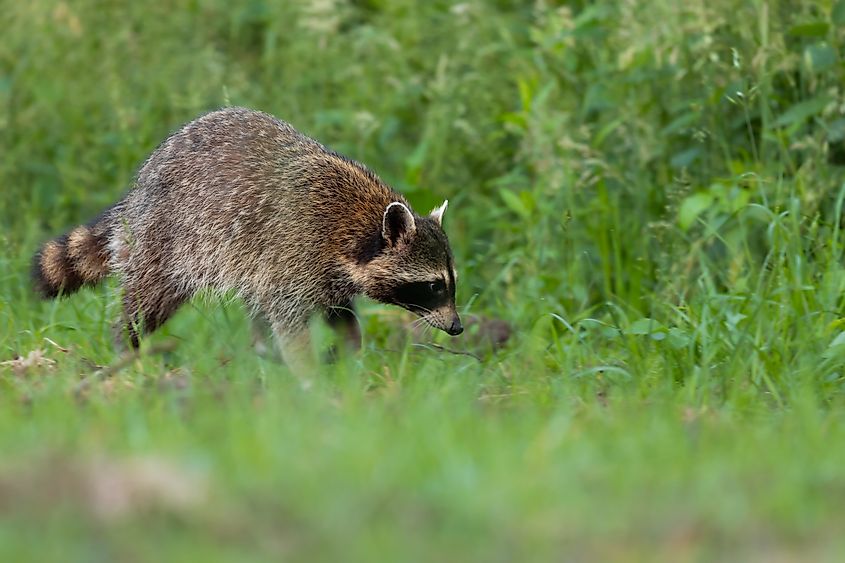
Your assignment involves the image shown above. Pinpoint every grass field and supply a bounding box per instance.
[3,0,845,560]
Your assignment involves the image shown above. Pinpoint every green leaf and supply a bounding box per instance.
[788,21,830,37]
[517,77,534,112]
[831,332,845,348]
[804,43,837,73]
[827,118,845,143]
[823,331,845,359]
[774,96,831,128]
[744,204,776,223]
[833,1,845,25]
[670,147,701,168]
[403,139,429,189]
[667,328,690,349]
[594,118,624,147]
[584,83,612,113]
[678,192,714,230]
[661,112,700,136]
[498,188,531,220]
[626,318,667,338]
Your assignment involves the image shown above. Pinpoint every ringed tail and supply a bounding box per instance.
[32,215,113,298]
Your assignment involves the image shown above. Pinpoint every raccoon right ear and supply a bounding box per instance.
[430,200,448,226]
[382,202,416,247]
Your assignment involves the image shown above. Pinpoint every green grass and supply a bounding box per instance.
[3,0,845,560]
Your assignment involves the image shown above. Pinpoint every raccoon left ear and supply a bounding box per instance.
[383,202,416,247]
[430,200,448,226]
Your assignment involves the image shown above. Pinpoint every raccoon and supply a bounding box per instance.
[32,107,462,366]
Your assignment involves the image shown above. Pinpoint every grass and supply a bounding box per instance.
[2,0,845,560]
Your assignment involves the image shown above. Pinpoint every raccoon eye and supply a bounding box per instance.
[429,280,446,294]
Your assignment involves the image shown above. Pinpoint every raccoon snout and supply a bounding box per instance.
[446,316,463,336]
[423,312,463,336]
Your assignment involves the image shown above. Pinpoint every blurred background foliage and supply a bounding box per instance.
[5,0,845,397]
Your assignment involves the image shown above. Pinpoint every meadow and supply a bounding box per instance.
[2,0,845,560]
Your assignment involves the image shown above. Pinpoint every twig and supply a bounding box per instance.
[411,343,482,362]
[73,340,179,395]
[44,337,70,353]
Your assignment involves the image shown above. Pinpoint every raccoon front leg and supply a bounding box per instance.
[271,323,317,380]
[325,302,362,353]
[255,305,358,367]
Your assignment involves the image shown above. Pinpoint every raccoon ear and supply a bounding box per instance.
[430,200,448,226]
[382,202,416,247]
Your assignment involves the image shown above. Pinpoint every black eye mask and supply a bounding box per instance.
[391,279,448,314]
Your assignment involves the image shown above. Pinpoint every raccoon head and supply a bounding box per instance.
[354,200,462,336]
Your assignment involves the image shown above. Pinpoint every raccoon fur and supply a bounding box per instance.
[32,107,462,365]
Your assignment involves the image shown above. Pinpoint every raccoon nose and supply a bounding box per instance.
[447,317,463,336]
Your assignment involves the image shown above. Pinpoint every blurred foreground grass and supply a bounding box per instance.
[3,0,845,560]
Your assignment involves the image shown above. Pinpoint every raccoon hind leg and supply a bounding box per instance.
[120,272,191,349]
[250,314,280,360]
